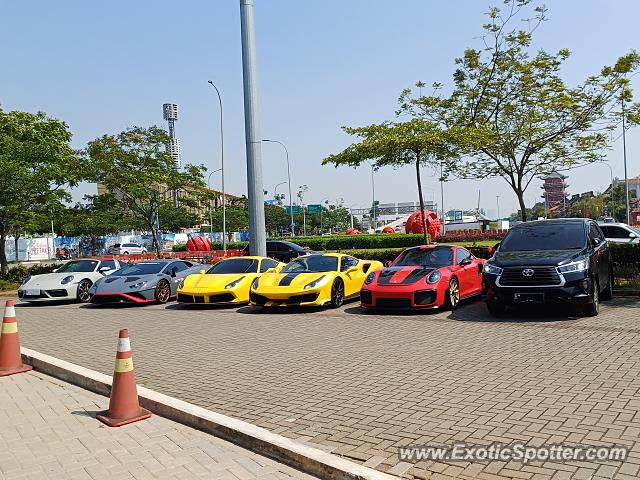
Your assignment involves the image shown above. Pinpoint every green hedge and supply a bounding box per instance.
[338,245,495,264]
[270,234,431,251]
[0,263,62,285]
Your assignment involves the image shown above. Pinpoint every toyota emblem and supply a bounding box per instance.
[522,268,535,277]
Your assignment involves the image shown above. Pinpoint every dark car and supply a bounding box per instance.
[482,219,613,316]
[242,241,316,263]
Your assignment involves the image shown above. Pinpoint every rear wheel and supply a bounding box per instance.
[601,268,614,301]
[155,280,171,304]
[77,279,93,303]
[329,279,344,308]
[444,277,460,310]
[583,278,600,317]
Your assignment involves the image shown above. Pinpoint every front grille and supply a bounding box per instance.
[209,293,235,303]
[194,295,205,303]
[250,293,269,305]
[20,290,45,299]
[499,267,561,286]
[286,293,318,304]
[414,290,436,305]
[177,293,194,303]
[47,289,68,298]
[360,290,372,304]
[376,298,411,309]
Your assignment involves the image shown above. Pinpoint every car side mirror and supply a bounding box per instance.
[265,268,276,273]
[629,232,638,238]
[170,270,177,277]
[52,268,58,273]
[345,266,358,274]
[199,269,206,274]
[459,258,473,267]
[385,261,392,267]
[98,266,111,273]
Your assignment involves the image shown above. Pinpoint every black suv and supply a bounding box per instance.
[242,241,316,263]
[482,219,613,316]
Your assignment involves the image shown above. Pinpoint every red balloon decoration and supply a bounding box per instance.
[405,210,442,241]
[381,226,395,234]
[345,228,360,235]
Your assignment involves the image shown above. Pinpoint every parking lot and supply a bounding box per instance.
[12,297,640,479]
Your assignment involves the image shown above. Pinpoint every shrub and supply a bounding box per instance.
[339,245,496,264]
[0,263,62,284]
[172,243,187,252]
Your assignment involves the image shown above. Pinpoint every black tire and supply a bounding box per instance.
[583,278,600,317]
[444,277,460,310]
[601,268,614,301]
[329,279,344,308]
[155,279,171,304]
[77,279,93,303]
[487,300,506,316]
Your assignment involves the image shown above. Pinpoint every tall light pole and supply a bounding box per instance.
[207,167,222,241]
[207,81,226,251]
[439,161,446,236]
[622,96,630,224]
[240,0,266,256]
[496,195,500,225]
[263,139,294,236]
[366,162,376,231]
[297,185,308,236]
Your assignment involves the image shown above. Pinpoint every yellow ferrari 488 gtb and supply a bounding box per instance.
[249,253,383,308]
[177,256,284,305]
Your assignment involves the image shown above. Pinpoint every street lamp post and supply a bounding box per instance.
[622,96,630,224]
[365,163,376,231]
[207,168,222,241]
[263,139,294,236]
[207,81,226,252]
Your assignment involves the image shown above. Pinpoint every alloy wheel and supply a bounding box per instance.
[77,280,93,303]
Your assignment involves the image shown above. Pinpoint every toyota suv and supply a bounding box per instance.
[482,219,613,317]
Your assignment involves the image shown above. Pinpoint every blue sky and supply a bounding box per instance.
[1,0,638,217]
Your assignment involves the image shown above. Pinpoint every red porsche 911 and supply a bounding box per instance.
[360,245,485,310]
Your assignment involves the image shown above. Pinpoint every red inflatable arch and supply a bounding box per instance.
[381,226,395,234]
[345,228,360,235]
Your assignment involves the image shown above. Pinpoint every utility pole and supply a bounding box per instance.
[239,0,266,256]
[207,81,226,252]
[622,96,630,224]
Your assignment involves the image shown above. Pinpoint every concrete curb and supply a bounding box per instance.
[21,347,398,480]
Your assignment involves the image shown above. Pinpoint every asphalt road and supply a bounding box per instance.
[11,295,640,479]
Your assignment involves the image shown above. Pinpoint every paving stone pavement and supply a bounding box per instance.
[10,296,640,479]
[0,370,317,480]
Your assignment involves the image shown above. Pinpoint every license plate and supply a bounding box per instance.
[25,289,41,296]
[514,292,544,303]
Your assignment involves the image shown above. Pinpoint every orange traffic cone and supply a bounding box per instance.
[97,329,151,427]
[0,299,32,377]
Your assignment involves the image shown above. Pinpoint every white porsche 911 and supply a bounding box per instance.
[18,257,121,303]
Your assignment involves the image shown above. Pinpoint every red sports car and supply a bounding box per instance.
[360,245,485,310]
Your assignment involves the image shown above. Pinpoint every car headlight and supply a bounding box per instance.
[129,281,147,289]
[21,276,31,286]
[178,279,185,289]
[558,259,588,274]
[426,271,442,284]
[251,278,259,290]
[483,263,503,275]
[225,276,245,289]
[364,272,375,285]
[303,275,326,290]
[61,275,75,285]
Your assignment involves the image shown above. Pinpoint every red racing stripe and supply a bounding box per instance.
[388,267,416,284]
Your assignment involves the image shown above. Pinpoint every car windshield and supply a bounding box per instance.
[56,260,99,273]
[112,263,165,276]
[393,247,453,268]
[207,259,259,274]
[500,223,587,252]
[281,255,338,273]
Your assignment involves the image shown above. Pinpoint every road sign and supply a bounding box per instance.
[307,204,322,215]
[286,205,301,215]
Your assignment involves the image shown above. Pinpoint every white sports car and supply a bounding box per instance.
[18,257,121,303]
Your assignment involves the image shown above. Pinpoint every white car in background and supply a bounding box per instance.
[597,222,640,244]
[18,258,121,303]
[109,243,147,255]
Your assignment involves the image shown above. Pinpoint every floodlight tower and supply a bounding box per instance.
[163,103,181,206]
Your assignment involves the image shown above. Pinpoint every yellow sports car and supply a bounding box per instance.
[177,256,284,305]
[249,253,383,308]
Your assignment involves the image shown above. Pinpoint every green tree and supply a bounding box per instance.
[323,119,454,244]
[157,203,203,233]
[84,126,207,256]
[210,206,248,234]
[398,0,639,221]
[0,108,79,273]
[264,204,290,236]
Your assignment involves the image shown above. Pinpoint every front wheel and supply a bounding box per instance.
[601,268,614,301]
[155,280,171,304]
[583,278,600,317]
[444,277,460,310]
[329,279,344,308]
[77,279,93,303]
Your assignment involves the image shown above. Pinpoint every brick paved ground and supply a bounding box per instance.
[11,297,640,479]
[0,370,316,480]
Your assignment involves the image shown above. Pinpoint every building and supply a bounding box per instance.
[541,172,569,218]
